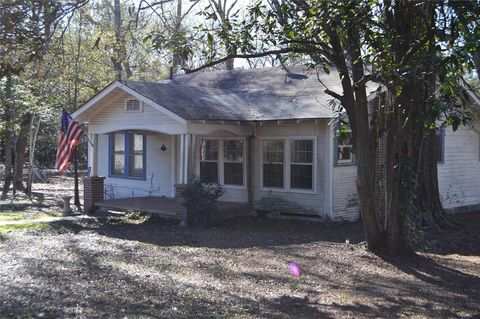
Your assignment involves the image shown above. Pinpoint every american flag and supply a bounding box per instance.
[55,110,83,174]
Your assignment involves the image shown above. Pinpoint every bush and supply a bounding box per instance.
[182,175,225,226]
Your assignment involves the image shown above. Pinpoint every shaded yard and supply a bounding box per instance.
[0,213,478,318]
[0,178,479,318]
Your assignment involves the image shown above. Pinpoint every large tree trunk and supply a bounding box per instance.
[13,113,33,192]
[326,23,384,251]
[112,0,131,80]
[349,35,384,251]
[383,0,443,255]
[26,116,41,196]
[171,0,183,75]
[1,75,14,199]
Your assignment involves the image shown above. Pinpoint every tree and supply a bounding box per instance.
[204,0,240,70]
[181,0,478,254]
[0,0,88,196]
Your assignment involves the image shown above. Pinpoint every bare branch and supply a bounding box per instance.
[324,89,343,102]
[182,47,321,73]
[138,0,173,11]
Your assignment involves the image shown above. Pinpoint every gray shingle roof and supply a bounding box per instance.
[123,66,379,121]
[123,81,254,121]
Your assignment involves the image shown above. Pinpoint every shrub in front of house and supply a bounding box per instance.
[182,175,225,226]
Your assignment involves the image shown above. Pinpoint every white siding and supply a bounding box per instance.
[332,165,359,221]
[438,122,480,209]
[330,121,480,221]
[251,121,328,216]
[97,133,175,199]
[87,91,185,134]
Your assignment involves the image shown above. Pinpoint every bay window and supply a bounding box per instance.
[109,132,146,179]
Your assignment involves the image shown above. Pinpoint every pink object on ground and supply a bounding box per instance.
[288,262,301,277]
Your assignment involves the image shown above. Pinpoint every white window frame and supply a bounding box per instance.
[124,98,143,113]
[197,137,247,189]
[262,139,285,190]
[335,122,355,166]
[260,136,317,194]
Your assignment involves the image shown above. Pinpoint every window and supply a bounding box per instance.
[109,132,145,179]
[336,122,355,165]
[263,140,284,188]
[199,138,245,186]
[290,140,313,189]
[200,139,219,183]
[224,140,244,185]
[125,99,142,112]
[262,138,315,191]
[435,129,445,163]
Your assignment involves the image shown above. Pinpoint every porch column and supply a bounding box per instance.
[178,134,190,184]
[87,133,99,176]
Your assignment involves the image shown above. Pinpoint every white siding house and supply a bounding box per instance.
[73,67,480,221]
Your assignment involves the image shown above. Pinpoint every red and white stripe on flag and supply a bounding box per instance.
[55,110,83,174]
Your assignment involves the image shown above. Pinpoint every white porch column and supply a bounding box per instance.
[88,133,99,176]
[178,134,190,184]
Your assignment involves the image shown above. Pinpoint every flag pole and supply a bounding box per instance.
[73,147,81,209]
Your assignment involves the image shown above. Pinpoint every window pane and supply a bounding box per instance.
[114,133,125,152]
[129,133,143,153]
[200,139,219,161]
[200,162,218,183]
[263,164,283,188]
[224,140,244,162]
[291,140,313,163]
[291,164,313,189]
[338,145,353,161]
[224,162,243,185]
[337,130,354,163]
[128,154,143,177]
[263,140,284,163]
[112,154,125,175]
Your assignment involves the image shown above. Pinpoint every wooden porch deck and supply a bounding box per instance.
[95,196,250,221]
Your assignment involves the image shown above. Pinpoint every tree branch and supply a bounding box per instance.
[324,89,343,102]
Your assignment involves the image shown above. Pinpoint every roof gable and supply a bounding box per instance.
[71,81,186,125]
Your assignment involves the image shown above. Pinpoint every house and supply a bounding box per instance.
[72,67,480,222]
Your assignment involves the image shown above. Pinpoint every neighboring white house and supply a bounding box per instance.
[72,67,480,221]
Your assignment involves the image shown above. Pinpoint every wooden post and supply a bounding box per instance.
[73,147,81,209]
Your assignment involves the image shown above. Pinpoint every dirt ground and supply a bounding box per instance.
[0,178,479,318]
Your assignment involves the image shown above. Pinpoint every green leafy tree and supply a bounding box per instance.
[182,0,479,254]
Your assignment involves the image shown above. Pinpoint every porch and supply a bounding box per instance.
[94,195,250,222]
[96,196,181,219]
